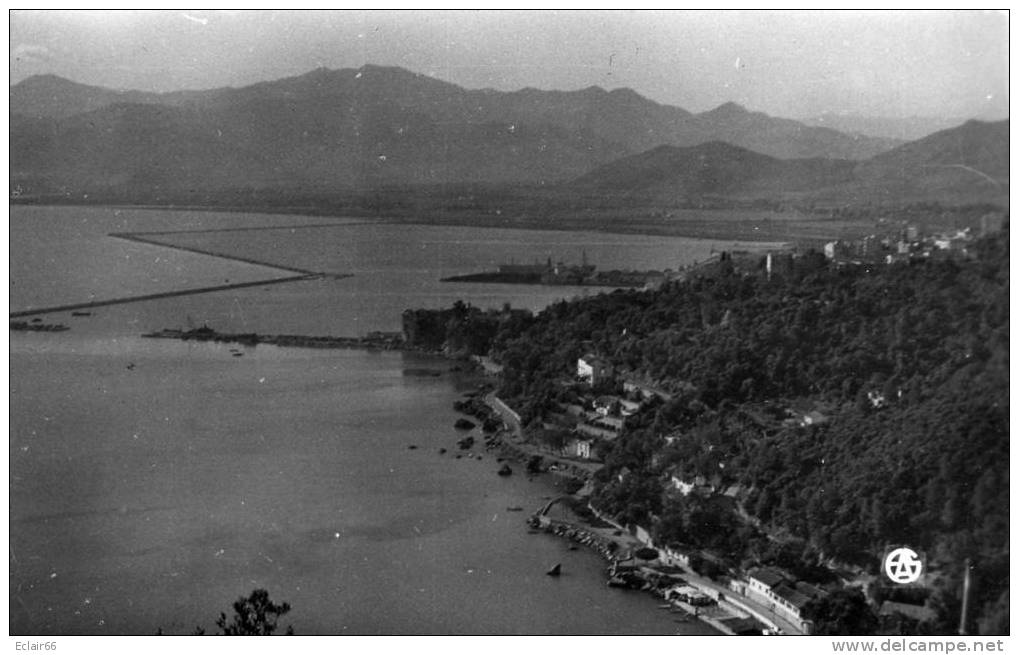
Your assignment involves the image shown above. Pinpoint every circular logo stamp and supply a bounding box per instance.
[884,547,923,584]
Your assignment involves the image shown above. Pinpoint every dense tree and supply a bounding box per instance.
[414,229,1009,634]
[216,589,294,636]
[806,588,879,635]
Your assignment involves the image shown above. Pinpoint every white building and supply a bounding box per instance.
[577,354,613,385]
[743,568,822,633]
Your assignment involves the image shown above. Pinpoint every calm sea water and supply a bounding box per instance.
[10,206,777,635]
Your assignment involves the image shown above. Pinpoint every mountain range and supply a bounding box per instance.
[570,119,1009,205]
[801,113,990,142]
[9,65,1008,206]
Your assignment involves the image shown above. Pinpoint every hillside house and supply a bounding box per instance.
[623,379,673,401]
[801,410,829,427]
[576,422,619,440]
[596,415,625,431]
[565,437,594,460]
[670,473,711,497]
[618,398,641,416]
[661,543,691,568]
[577,354,614,385]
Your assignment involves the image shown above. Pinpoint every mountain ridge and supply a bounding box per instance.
[568,119,1008,205]
[10,65,905,195]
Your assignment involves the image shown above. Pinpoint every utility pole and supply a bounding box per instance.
[958,558,971,635]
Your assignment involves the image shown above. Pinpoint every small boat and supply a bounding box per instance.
[505,506,524,512]
[71,311,92,317]
[232,352,244,357]
[546,563,561,577]
[407,444,418,450]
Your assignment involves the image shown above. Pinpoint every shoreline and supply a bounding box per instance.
[12,200,819,244]
[463,405,738,635]
[523,497,777,636]
[474,391,788,636]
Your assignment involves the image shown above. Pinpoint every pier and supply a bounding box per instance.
[11,227,356,319]
[109,231,321,275]
[10,274,324,319]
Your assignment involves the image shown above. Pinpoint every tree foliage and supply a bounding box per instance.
[465,229,1008,634]
[215,589,294,636]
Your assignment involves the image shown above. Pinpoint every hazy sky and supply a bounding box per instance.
[9,9,1009,119]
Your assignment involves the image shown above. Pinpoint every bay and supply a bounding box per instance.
[9,206,779,635]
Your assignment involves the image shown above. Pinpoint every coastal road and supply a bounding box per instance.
[672,569,804,635]
[485,394,601,475]
[487,396,802,634]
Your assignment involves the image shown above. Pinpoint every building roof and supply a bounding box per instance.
[803,410,829,424]
[749,567,786,589]
[795,581,825,599]
[773,583,812,609]
[720,616,764,635]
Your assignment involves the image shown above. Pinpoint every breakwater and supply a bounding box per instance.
[12,225,352,319]
[142,326,405,351]
[109,232,321,275]
[9,275,320,319]
[110,220,379,237]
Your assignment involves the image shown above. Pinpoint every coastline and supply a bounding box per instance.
[472,391,797,636]
[11,203,791,634]
[11,199,822,244]
[463,402,739,634]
